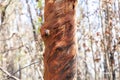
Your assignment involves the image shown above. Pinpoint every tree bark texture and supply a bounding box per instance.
[40,0,77,80]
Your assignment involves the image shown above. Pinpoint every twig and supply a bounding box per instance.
[0,33,15,41]
[12,61,39,75]
[6,61,39,79]
[0,44,24,53]
[0,67,20,80]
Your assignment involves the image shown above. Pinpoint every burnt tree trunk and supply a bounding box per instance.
[40,0,77,80]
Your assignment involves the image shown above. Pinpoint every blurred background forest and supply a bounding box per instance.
[0,0,120,80]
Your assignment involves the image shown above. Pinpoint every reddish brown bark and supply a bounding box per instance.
[40,0,77,80]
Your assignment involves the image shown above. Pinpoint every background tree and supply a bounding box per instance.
[0,0,44,79]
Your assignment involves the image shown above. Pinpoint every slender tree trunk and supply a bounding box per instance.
[40,0,77,80]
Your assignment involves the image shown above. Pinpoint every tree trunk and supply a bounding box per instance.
[40,0,77,80]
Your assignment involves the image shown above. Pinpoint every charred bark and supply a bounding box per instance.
[40,0,77,80]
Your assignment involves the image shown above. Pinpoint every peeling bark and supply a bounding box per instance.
[40,0,77,80]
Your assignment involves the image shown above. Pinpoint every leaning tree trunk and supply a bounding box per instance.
[40,0,77,80]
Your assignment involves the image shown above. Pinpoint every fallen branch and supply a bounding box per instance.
[0,67,20,80]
